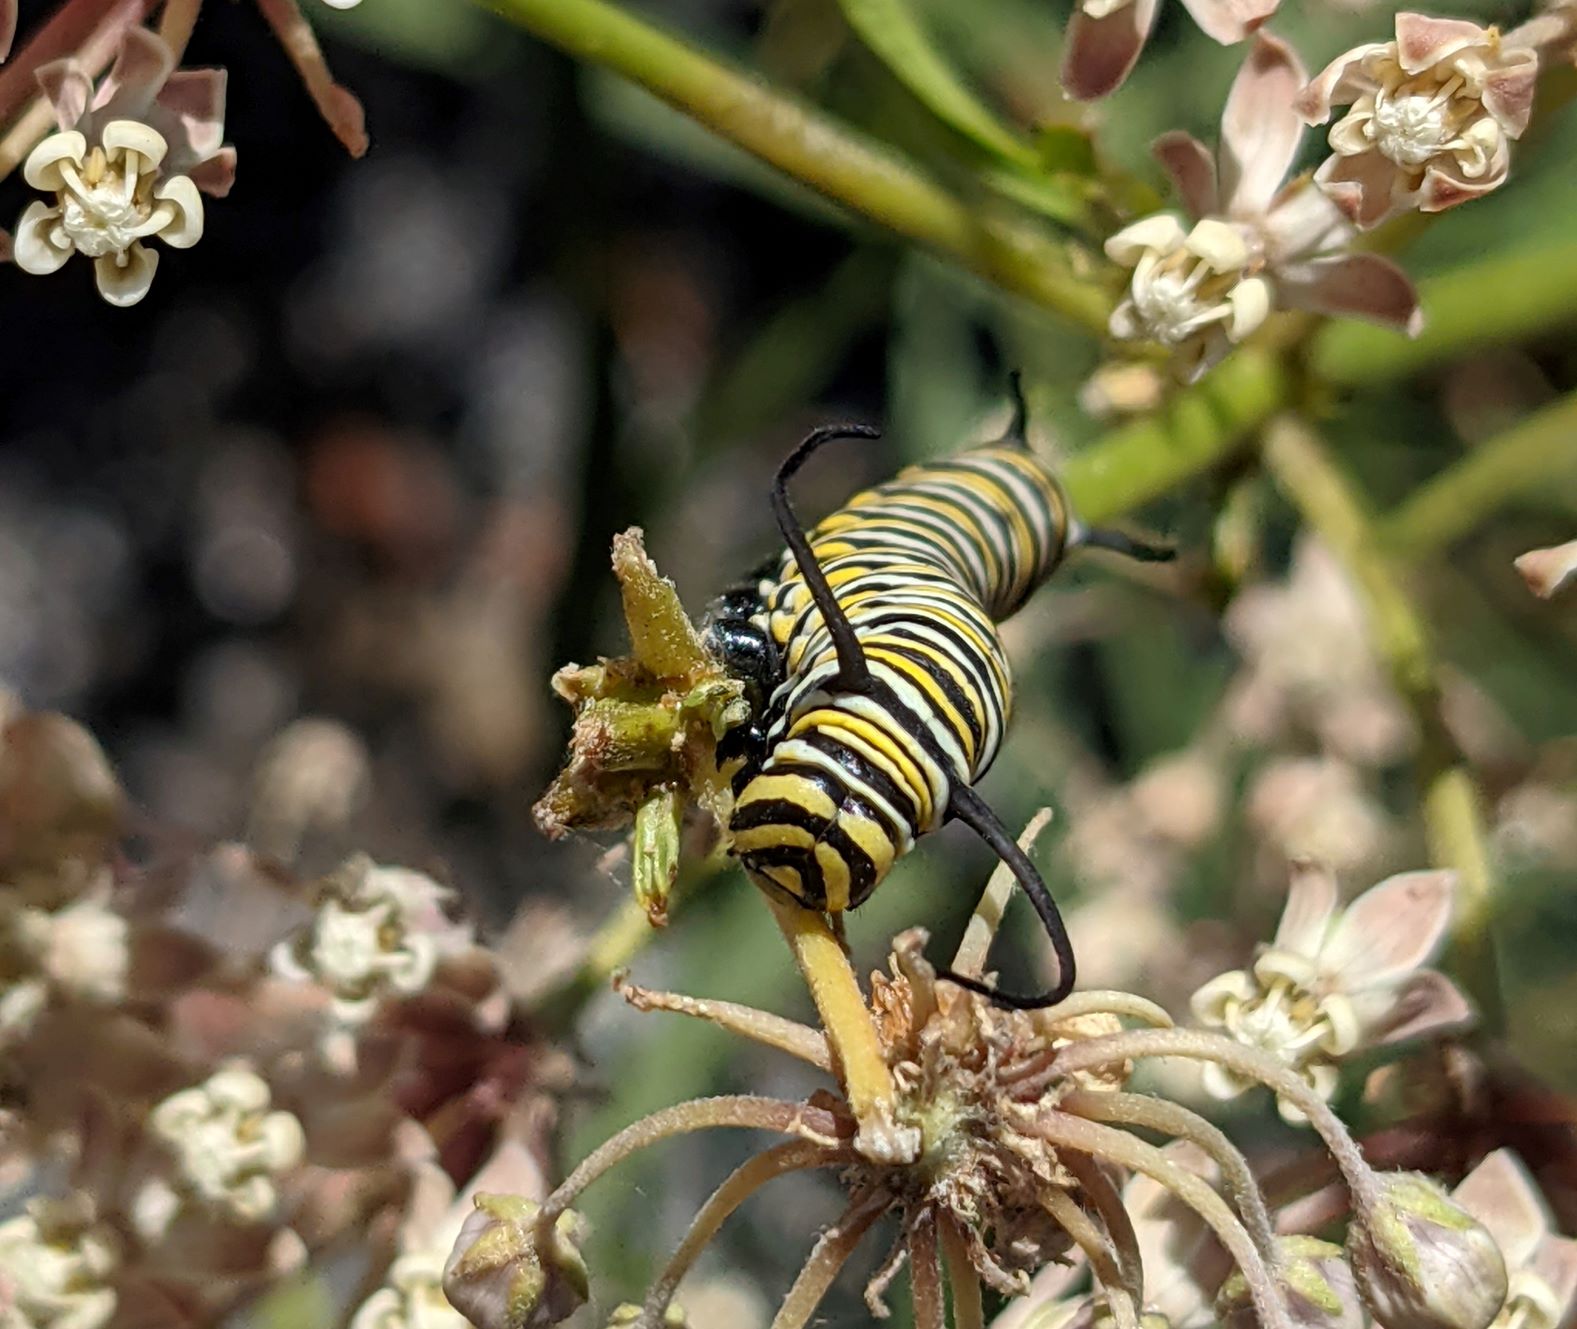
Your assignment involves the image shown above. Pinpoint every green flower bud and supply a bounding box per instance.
[1217,1236,1363,1329]
[443,1195,588,1329]
[1348,1173,1508,1329]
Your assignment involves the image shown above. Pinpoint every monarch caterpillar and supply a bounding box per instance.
[706,383,1171,1010]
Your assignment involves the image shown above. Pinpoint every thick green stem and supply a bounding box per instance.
[476,0,1112,333]
[1065,349,1291,524]
[1262,422,1503,1028]
[1384,390,1577,557]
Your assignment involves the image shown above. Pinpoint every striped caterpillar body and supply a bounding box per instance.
[706,389,1169,1009]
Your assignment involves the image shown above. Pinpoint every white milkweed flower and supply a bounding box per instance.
[0,877,129,1053]
[1454,1151,1577,1329]
[270,856,473,1027]
[0,1193,120,1329]
[12,27,236,306]
[1191,862,1473,1122]
[1297,14,1540,227]
[147,1061,305,1222]
[1110,35,1421,381]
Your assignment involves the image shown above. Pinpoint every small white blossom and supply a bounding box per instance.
[11,28,235,306]
[1191,863,1473,1122]
[270,856,472,1026]
[147,1061,305,1222]
[1298,14,1540,227]
[0,1193,120,1329]
[0,882,128,1055]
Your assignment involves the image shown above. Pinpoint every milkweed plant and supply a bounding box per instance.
[1,1,1576,1329]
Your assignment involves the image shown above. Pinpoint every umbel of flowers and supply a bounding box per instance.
[438,841,1554,1329]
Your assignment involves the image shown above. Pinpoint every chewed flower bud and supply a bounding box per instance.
[1348,1173,1508,1329]
[1218,1236,1363,1329]
[443,1195,588,1329]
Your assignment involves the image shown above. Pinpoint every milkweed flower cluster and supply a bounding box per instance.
[437,837,1556,1329]
[0,697,565,1329]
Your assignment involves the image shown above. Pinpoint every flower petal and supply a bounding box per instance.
[1364,968,1473,1046]
[1417,147,1508,214]
[1317,869,1454,990]
[1315,150,1404,230]
[13,200,72,274]
[188,145,238,199]
[1152,131,1219,220]
[1225,274,1271,340]
[1177,0,1279,44]
[1531,1234,1577,1323]
[1060,0,1160,102]
[1453,1150,1550,1270]
[1514,540,1577,600]
[1106,212,1187,265]
[153,68,229,166]
[1262,180,1349,262]
[1394,12,1492,77]
[0,0,14,61]
[102,119,169,171]
[1272,860,1338,957]
[1184,217,1248,271]
[1274,252,1422,336]
[1481,52,1540,139]
[93,243,160,307]
[93,26,175,122]
[35,58,93,131]
[1295,42,1388,123]
[1220,32,1307,218]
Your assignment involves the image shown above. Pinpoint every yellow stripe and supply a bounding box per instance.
[791,707,933,827]
[731,822,817,855]
[838,811,897,884]
[733,774,837,823]
[815,842,851,913]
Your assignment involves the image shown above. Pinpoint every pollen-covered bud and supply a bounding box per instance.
[1347,1173,1508,1329]
[1217,1236,1363,1329]
[443,1195,588,1329]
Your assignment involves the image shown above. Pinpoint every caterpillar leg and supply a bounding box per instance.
[935,783,1076,1011]
[770,423,883,693]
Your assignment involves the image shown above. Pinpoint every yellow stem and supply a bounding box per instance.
[763,892,915,1164]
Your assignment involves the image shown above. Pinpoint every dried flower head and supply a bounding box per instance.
[1061,0,1280,101]
[1191,863,1472,1122]
[12,27,235,306]
[1298,14,1539,227]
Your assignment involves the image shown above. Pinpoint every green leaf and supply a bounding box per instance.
[836,0,1039,170]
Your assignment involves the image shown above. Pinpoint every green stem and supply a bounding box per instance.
[1065,348,1291,523]
[1262,421,1503,1030]
[475,0,1112,333]
[1384,389,1577,557]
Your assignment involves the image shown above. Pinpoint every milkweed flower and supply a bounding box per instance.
[1296,14,1539,227]
[12,27,235,306]
[1453,1151,1577,1329]
[1191,863,1473,1122]
[1061,0,1280,101]
[1108,34,1421,379]
[1514,539,1577,600]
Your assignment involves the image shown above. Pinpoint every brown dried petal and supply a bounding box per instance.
[1152,131,1220,220]
[1275,252,1422,335]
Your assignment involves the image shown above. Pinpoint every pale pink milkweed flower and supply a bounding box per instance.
[1514,539,1577,599]
[1062,0,1280,101]
[12,27,235,306]
[1191,862,1473,1122]
[1297,13,1539,228]
[1453,1151,1577,1329]
[1107,34,1421,380]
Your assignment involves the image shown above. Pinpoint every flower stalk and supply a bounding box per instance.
[1261,420,1503,1029]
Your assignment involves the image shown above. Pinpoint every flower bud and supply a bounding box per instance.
[443,1195,588,1329]
[1217,1236,1363,1329]
[1347,1173,1508,1329]
[606,1304,687,1328]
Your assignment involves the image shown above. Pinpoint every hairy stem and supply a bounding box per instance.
[1063,1090,1277,1263]
[910,1210,945,1329]
[475,0,1113,333]
[770,1191,889,1329]
[617,975,832,1071]
[765,893,916,1164]
[1384,389,1577,557]
[1049,1027,1381,1212]
[1061,1149,1144,1306]
[1037,1113,1292,1329]
[1263,420,1503,1028]
[940,1216,986,1329]
[643,1140,839,1324]
[540,1094,845,1226]
[1040,1184,1141,1329]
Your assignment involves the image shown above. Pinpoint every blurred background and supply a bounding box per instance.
[2,0,1576,1320]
